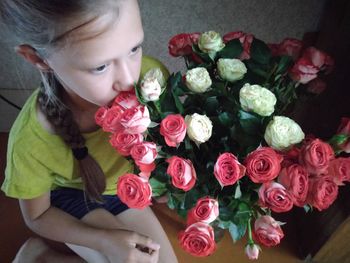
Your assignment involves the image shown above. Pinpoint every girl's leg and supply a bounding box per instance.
[115,207,178,263]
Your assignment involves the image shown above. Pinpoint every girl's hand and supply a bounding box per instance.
[100,228,160,263]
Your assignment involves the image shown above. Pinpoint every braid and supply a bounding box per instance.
[37,72,106,201]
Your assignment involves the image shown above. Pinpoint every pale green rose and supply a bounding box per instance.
[264,116,305,151]
[198,31,225,54]
[140,78,161,102]
[185,67,212,93]
[143,68,166,87]
[217,58,247,82]
[185,113,213,145]
[239,83,277,116]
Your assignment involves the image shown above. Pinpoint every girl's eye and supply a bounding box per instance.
[91,64,109,74]
[130,45,142,55]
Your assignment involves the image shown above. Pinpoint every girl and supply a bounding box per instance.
[0,0,178,262]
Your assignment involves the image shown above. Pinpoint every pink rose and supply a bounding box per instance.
[307,78,327,94]
[289,57,319,84]
[277,38,303,60]
[102,105,124,133]
[245,244,260,260]
[130,142,157,175]
[302,47,334,73]
[223,31,254,60]
[113,90,140,109]
[187,197,219,225]
[280,146,301,168]
[299,138,335,176]
[117,173,152,209]
[166,156,197,191]
[258,181,294,213]
[336,117,350,153]
[327,157,350,185]
[109,132,143,156]
[278,164,309,207]
[254,215,284,247]
[307,176,338,211]
[245,147,283,183]
[178,222,216,257]
[95,107,108,127]
[214,153,246,187]
[168,32,201,57]
[119,105,151,134]
[160,114,187,147]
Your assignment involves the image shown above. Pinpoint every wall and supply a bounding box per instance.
[0,0,326,131]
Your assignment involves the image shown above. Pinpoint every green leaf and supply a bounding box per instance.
[217,39,243,59]
[228,222,247,243]
[275,55,293,75]
[250,38,272,65]
[218,112,234,127]
[234,183,242,199]
[204,96,219,115]
[238,110,262,135]
[171,90,184,114]
[150,178,167,197]
[217,219,232,229]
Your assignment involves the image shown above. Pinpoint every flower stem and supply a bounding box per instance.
[247,217,254,245]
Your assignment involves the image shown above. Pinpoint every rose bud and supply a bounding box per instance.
[140,77,162,102]
[289,57,319,84]
[245,243,260,260]
[198,31,225,54]
[239,83,277,116]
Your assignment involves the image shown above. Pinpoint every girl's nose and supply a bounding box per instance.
[113,60,134,92]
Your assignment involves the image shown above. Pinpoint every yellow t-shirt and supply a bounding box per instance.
[1,56,169,199]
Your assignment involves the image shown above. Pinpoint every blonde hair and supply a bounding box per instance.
[0,0,122,201]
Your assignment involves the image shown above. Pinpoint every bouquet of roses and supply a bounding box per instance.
[95,30,350,260]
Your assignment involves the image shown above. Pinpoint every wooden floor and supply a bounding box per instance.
[0,132,302,263]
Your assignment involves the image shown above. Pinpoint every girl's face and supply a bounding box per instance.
[46,0,144,108]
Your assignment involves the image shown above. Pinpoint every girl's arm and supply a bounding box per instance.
[19,192,160,262]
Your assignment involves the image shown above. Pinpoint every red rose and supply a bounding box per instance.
[119,105,151,134]
[307,78,327,94]
[254,215,284,247]
[268,43,280,57]
[327,157,350,185]
[245,147,283,183]
[258,181,294,213]
[95,107,108,127]
[280,146,301,168]
[223,31,254,60]
[277,38,303,60]
[302,47,334,73]
[117,173,152,209]
[307,176,338,211]
[299,138,335,176]
[289,57,319,84]
[102,105,124,133]
[178,222,216,257]
[113,90,140,109]
[109,132,143,156]
[130,142,157,174]
[160,114,187,147]
[168,32,201,57]
[214,153,246,187]
[166,156,197,191]
[278,164,309,207]
[336,117,350,153]
[187,197,219,225]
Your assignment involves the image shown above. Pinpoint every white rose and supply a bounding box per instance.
[198,31,225,54]
[143,68,166,87]
[217,58,247,82]
[239,83,277,116]
[140,78,162,102]
[185,113,213,145]
[264,116,305,151]
[185,67,212,93]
